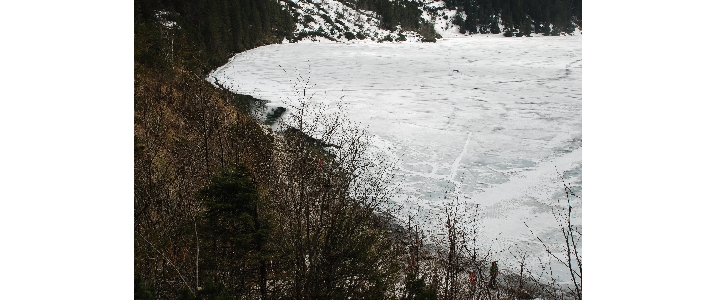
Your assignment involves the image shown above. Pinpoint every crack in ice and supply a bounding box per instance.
[449,132,471,185]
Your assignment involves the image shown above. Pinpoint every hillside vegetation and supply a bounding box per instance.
[439,0,581,36]
[135,0,296,72]
[135,3,409,297]
[286,0,580,43]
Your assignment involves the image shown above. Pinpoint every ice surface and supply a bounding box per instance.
[210,34,582,283]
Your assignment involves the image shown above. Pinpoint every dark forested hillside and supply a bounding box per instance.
[348,0,423,30]
[443,0,581,35]
[135,0,295,73]
[350,0,440,40]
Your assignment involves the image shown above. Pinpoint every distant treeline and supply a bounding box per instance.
[444,0,581,35]
[347,0,422,30]
[135,0,295,73]
[339,0,441,41]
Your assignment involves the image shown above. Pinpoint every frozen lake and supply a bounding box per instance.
[210,34,582,283]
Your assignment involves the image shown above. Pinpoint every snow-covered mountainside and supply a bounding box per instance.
[285,0,430,43]
[283,0,579,43]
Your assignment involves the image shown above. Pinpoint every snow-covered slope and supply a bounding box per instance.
[285,0,497,43]
[287,0,432,43]
[284,0,579,44]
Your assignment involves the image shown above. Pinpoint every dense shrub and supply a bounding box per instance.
[320,13,334,25]
[303,14,315,24]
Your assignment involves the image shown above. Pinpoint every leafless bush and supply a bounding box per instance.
[524,168,582,300]
[259,73,403,298]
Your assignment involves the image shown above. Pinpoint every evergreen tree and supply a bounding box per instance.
[442,0,580,36]
[197,164,273,298]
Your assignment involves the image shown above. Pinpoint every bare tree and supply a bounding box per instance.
[524,168,582,300]
[261,74,403,298]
